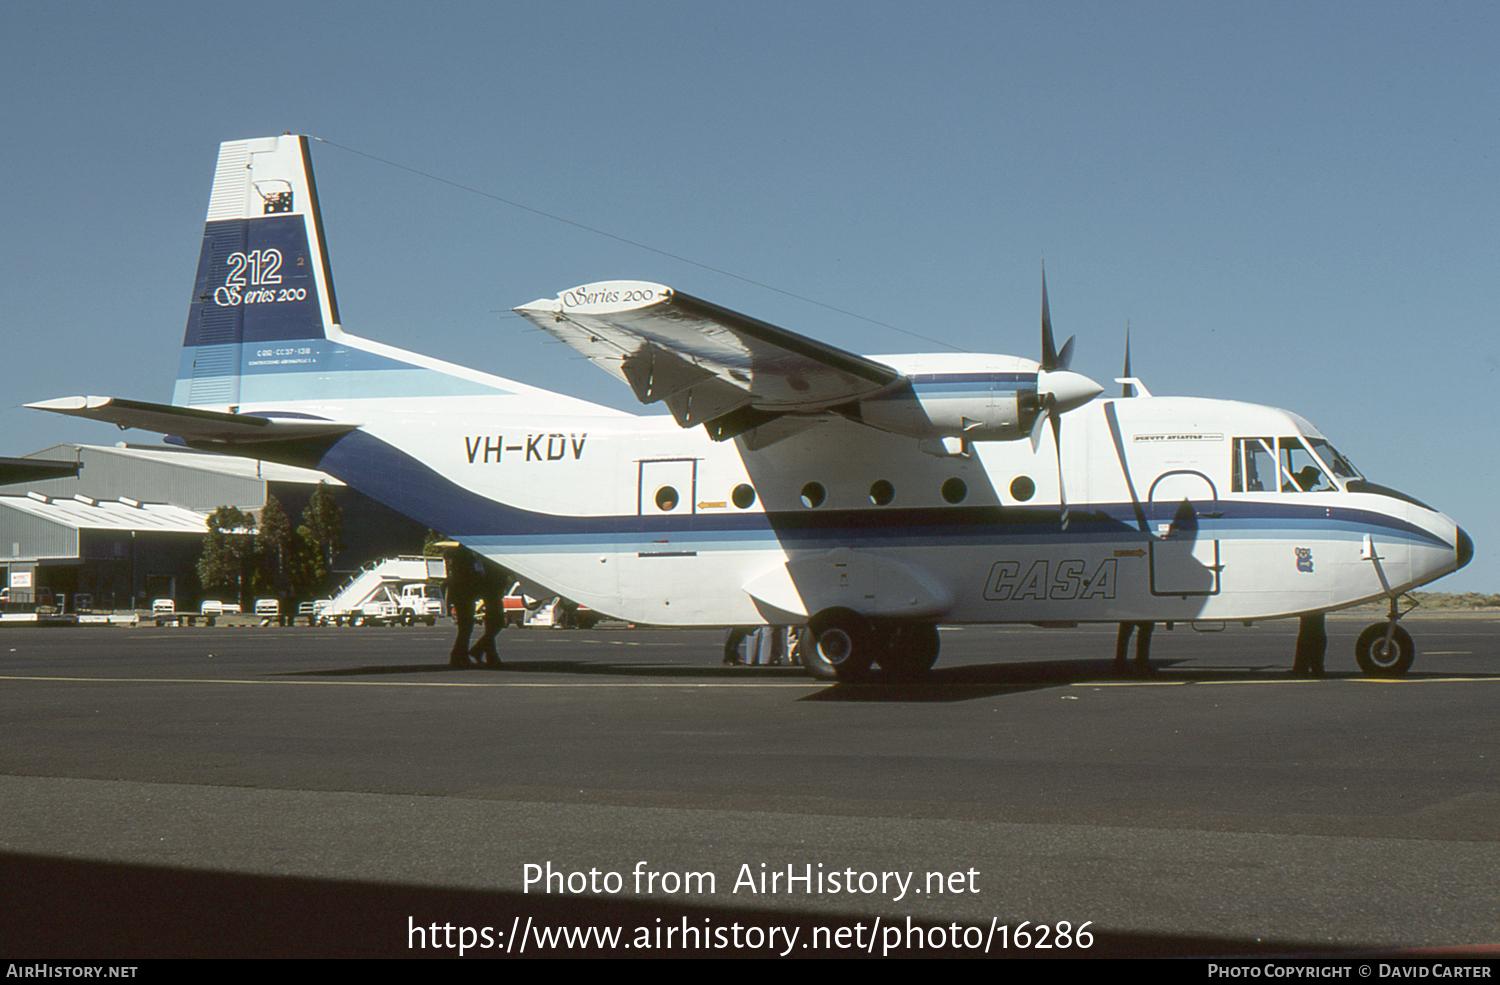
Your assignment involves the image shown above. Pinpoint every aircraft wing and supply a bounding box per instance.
[514,281,902,437]
[27,396,357,449]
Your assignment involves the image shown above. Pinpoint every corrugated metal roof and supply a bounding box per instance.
[0,494,208,533]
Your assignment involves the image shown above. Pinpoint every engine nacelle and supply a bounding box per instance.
[849,367,1101,442]
[854,374,1036,440]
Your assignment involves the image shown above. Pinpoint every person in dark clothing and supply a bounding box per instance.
[1291,612,1327,677]
[723,626,749,665]
[442,543,509,668]
[467,563,507,666]
[1115,621,1156,676]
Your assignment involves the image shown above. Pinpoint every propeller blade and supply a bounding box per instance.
[1041,268,1058,372]
[1034,267,1085,528]
[1029,394,1051,452]
[1053,409,1069,529]
[1037,271,1099,405]
[1056,335,1075,372]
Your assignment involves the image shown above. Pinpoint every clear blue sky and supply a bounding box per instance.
[3,1,1496,591]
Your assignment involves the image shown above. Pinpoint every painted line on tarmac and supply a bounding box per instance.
[1347,676,1500,684]
[0,674,820,689]
[1083,677,1500,687]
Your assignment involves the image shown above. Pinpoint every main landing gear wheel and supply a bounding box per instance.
[802,609,875,682]
[878,623,941,679]
[1355,623,1414,677]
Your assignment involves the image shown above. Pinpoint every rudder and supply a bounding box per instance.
[175,135,338,410]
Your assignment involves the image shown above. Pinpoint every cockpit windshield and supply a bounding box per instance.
[1305,438,1362,481]
[1234,434,1434,507]
[1232,436,1354,493]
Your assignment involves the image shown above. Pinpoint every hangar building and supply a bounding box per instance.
[0,443,429,610]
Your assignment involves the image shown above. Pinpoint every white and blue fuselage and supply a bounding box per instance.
[32,135,1471,667]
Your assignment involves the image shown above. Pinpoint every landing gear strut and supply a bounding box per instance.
[1354,596,1417,677]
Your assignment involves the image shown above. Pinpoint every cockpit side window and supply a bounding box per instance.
[1232,437,1335,493]
[1233,438,1276,492]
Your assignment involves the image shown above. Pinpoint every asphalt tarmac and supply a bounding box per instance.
[1,614,1496,958]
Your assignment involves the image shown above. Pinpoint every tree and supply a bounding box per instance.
[291,482,343,598]
[198,506,257,609]
[256,493,294,621]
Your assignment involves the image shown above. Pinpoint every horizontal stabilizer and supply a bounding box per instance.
[28,396,357,445]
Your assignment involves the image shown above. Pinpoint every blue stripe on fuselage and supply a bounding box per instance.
[307,430,1451,556]
[905,372,1035,398]
[907,373,1035,385]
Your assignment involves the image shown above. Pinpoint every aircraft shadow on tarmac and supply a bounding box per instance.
[273,657,1500,703]
[800,659,1158,703]
[800,662,1500,702]
[273,658,1120,698]
[272,660,812,681]
[0,849,1385,959]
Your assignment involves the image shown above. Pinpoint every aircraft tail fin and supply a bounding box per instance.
[172,135,621,417]
[174,135,341,409]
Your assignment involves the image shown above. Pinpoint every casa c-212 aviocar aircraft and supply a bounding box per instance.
[32,134,1472,680]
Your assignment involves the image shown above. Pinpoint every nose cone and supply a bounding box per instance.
[1456,527,1474,570]
[1038,369,1104,414]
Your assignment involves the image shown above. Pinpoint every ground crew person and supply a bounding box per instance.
[441,542,508,668]
[1115,621,1156,676]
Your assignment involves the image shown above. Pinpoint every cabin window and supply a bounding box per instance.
[655,486,680,511]
[800,482,826,508]
[941,477,967,504]
[1232,437,1335,493]
[731,483,756,509]
[868,480,895,506]
[1010,476,1035,502]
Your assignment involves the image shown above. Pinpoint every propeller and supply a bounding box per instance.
[1030,268,1104,528]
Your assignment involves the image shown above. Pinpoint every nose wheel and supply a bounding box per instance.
[1354,622,1414,677]
[1354,596,1417,677]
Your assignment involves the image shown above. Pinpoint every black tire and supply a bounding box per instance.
[803,609,874,682]
[1355,623,1414,677]
[792,627,832,679]
[879,622,941,678]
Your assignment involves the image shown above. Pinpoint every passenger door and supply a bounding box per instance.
[1148,471,1221,596]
